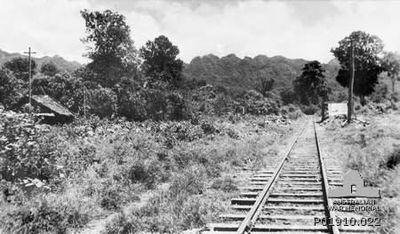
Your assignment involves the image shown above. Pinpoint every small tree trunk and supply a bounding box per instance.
[320,98,327,122]
[391,76,396,110]
[348,41,355,123]
[360,95,366,106]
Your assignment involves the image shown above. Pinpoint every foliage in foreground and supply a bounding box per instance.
[0,111,296,233]
[321,113,400,234]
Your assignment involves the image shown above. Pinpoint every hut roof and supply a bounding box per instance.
[31,95,74,117]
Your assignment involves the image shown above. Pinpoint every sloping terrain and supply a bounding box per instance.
[0,49,81,72]
[183,53,342,92]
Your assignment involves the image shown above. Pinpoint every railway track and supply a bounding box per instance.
[203,119,375,234]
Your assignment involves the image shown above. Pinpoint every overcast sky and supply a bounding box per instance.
[0,0,399,63]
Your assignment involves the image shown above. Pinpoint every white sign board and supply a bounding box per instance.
[328,103,347,117]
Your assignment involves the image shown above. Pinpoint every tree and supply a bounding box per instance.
[381,51,400,93]
[114,76,143,120]
[3,57,37,81]
[0,68,24,108]
[139,35,184,87]
[40,62,60,76]
[294,61,329,118]
[256,78,274,96]
[294,61,327,105]
[86,87,117,118]
[81,9,138,88]
[331,31,384,105]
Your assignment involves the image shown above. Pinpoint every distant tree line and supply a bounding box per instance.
[0,9,190,121]
[1,10,399,120]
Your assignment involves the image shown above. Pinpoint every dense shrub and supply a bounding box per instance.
[87,87,117,118]
[280,88,297,105]
[281,104,303,120]
[0,196,90,234]
[103,212,141,234]
[165,92,191,121]
[214,94,234,116]
[117,88,191,122]
[0,68,24,109]
[103,165,224,233]
[370,82,389,103]
[201,121,217,135]
[1,101,295,233]
[0,113,59,182]
[385,148,400,169]
[169,166,206,196]
[300,104,319,115]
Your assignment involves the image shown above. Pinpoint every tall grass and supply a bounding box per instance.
[319,113,400,233]
[0,112,300,233]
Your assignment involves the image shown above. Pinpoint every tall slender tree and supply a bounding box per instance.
[294,61,327,105]
[331,31,384,105]
[294,61,330,118]
[81,9,138,88]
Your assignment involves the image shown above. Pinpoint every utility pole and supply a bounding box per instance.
[24,47,36,109]
[83,86,87,118]
[347,40,355,124]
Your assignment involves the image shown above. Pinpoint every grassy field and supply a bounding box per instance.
[0,113,304,233]
[317,110,400,234]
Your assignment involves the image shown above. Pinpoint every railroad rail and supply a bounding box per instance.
[204,118,374,234]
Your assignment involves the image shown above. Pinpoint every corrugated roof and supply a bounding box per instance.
[31,95,74,116]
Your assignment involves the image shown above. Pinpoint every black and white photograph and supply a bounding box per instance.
[0,0,399,233]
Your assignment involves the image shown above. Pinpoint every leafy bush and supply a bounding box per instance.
[370,82,389,103]
[165,92,191,121]
[0,113,59,182]
[385,148,400,169]
[118,88,191,122]
[118,92,147,121]
[103,212,141,234]
[87,87,117,118]
[40,62,60,76]
[201,121,217,135]
[214,94,234,116]
[0,68,24,109]
[0,195,90,234]
[233,90,280,115]
[300,104,319,115]
[169,166,206,196]
[281,104,303,120]
[280,88,296,105]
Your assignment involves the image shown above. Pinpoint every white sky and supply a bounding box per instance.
[0,0,399,64]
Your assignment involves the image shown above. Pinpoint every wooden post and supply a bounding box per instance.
[24,47,36,110]
[347,40,355,124]
[83,86,87,118]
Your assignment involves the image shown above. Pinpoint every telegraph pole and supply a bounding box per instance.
[347,40,355,124]
[83,86,87,118]
[24,47,36,108]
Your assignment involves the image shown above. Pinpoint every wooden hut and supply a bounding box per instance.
[19,95,74,124]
